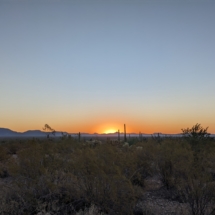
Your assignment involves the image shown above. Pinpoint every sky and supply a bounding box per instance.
[1,0,215,134]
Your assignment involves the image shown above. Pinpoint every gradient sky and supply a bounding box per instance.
[1,0,215,134]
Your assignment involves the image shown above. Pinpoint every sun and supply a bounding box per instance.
[104,129,117,134]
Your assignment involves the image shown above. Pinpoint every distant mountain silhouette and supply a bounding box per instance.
[0,128,214,138]
[22,130,46,136]
[0,128,67,137]
[0,128,20,136]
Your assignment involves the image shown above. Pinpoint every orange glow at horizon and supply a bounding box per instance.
[61,122,187,134]
[4,117,215,134]
[103,129,118,134]
[93,123,122,134]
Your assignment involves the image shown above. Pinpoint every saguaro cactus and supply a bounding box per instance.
[118,129,120,142]
[78,132,81,142]
[139,132,142,141]
[124,124,127,142]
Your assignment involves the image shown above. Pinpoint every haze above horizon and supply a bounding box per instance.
[1,0,215,134]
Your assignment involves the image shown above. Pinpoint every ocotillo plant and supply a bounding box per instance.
[124,124,127,142]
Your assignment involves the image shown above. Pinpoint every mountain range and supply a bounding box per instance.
[0,128,214,138]
[0,128,179,138]
[0,128,68,137]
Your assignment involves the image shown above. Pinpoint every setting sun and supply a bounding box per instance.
[103,129,117,134]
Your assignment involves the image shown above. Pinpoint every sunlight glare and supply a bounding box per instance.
[104,129,117,134]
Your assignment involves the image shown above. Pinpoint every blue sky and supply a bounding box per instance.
[1,0,215,133]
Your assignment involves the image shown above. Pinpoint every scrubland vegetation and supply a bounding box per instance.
[0,124,215,215]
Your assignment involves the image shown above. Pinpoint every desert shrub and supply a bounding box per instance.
[8,143,45,179]
[2,134,214,215]
[151,133,163,144]
[3,142,80,214]
[157,139,193,190]
[1,173,76,214]
[128,146,154,187]
[128,137,140,146]
[1,141,143,214]
[75,204,106,215]
[5,141,22,155]
[161,136,215,215]
[134,139,160,169]
[182,123,210,140]
[181,124,212,152]
[0,164,9,178]
[176,167,215,215]
[0,145,9,162]
[69,145,138,214]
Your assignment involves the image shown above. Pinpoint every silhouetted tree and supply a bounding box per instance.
[43,124,55,138]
